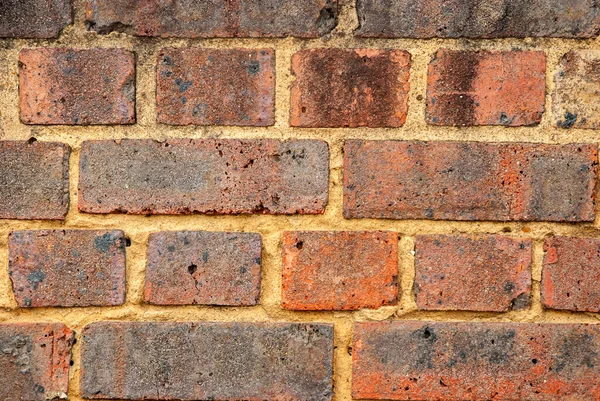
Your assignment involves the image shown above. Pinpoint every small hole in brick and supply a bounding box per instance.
[532,358,538,364]
[27,137,37,145]
[423,329,431,339]
[296,241,303,250]
[188,264,197,274]
[301,106,306,113]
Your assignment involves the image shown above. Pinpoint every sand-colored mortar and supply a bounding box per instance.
[2,0,600,400]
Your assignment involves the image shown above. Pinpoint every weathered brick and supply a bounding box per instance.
[0,141,70,220]
[554,50,600,129]
[353,321,600,400]
[0,323,74,401]
[344,140,597,222]
[79,139,329,215]
[290,49,411,128]
[145,231,261,306]
[415,235,532,312]
[86,0,338,38]
[19,48,135,125]
[0,0,72,38]
[282,231,398,311]
[542,236,600,312]
[8,230,127,307]
[157,48,275,126]
[356,0,600,38]
[427,50,546,126]
[81,322,334,400]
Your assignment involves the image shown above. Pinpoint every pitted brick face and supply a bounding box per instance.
[356,0,600,38]
[85,0,338,38]
[0,323,74,401]
[542,236,600,312]
[290,49,411,128]
[554,50,600,129]
[344,140,598,222]
[78,139,329,215]
[414,235,532,312]
[0,0,72,38]
[157,48,275,126]
[81,322,334,400]
[353,321,600,400]
[282,231,398,310]
[19,48,136,125]
[427,50,546,126]
[145,231,262,306]
[0,141,70,220]
[8,230,127,307]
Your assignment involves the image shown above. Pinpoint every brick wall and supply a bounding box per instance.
[2,1,600,400]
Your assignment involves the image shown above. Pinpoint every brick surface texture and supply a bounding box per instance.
[414,235,532,312]
[19,48,136,125]
[542,236,600,312]
[353,321,600,400]
[427,50,546,126]
[344,140,598,221]
[0,141,70,220]
[157,48,275,126]
[3,1,600,400]
[0,323,74,401]
[290,49,411,127]
[145,231,262,306]
[78,139,329,215]
[81,322,334,400]
[282,231,398,310]
[8,230,127,307]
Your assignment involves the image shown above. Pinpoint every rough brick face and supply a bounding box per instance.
[554,50,600,129]
[0,323,74,401]
[79,139,329,215]
[0,0,72,38]
[542,236,600,312]
[427,50,546,126]
[145,231,262,306]
[8,230,127,307]
[19,48,135,125]
[86,0,338,38]
[414,235,532,312]
[81,322,334,400]
[282,231,398,311]
[157,48,275,126]
[344,140,597,222]
[353,321,600,400]
[0,141,70,220]
[290,49,411,128]
[356,0,600,38]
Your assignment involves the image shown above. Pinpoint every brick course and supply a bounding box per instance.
[0,0,72,38]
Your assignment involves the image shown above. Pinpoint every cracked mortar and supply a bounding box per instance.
[1,0,600,400]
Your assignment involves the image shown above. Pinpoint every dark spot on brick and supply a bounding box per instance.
[27,269,46,290]
[202,251,209,263]
[188,264,197,275]
[246,60,260,75]
[94,233,116,253]
[174,78,193,93]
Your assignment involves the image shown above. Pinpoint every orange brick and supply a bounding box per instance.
[282,231,398,310]
[427,50,546,126]
[290,49,411,127]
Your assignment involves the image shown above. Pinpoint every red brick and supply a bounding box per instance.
[79,139,329,215]
[0,0,72,38]
[19,48,135,125]
[415,235,532,312]
[0,323,74,401]
[8,230,127,307]
[353,321,600,400]
[81,322,334,400]
[290,49,411,128]
[86,0,338,38]
[427,50,546,126]
[542,236,600,312]
[157,48,274,126]
[554,50,600,129]
[344,140,597,222]
[356,0,600,38]
[0,141,70,220]
[282,231,398,310]
[145,231,261,306]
